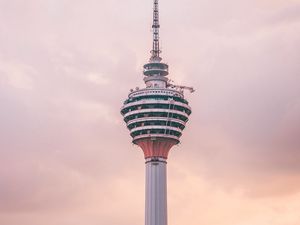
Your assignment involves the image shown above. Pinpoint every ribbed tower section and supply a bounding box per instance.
[121,1,192,225]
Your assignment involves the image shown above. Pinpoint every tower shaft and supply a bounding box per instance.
[145,158,168,225]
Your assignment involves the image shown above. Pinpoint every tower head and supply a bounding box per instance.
[121,0,193,160]
[121,88,191,159]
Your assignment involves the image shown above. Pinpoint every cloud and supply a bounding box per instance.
[0,0,300,224]
[0,60,36,90]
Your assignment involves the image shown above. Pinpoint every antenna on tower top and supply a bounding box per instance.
[150,0,162,62]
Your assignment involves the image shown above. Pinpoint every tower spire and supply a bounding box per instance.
[150,0,161,62]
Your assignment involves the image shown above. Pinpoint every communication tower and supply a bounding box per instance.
[120,1,193,225]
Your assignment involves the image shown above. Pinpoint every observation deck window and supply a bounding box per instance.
[125,95,188,105]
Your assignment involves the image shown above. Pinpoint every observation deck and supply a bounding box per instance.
[121,88,191,145]
[143,62,169,76]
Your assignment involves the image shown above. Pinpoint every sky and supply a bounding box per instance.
[0,0,300,225]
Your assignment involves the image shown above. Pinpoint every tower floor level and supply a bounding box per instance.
[120,1,193,225]
[121,87,192,159]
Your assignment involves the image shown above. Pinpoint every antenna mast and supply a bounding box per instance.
[150,0,161,62]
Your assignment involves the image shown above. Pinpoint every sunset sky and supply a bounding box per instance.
[0,0,300,225]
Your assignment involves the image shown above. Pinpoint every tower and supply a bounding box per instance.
[120,1,193,225]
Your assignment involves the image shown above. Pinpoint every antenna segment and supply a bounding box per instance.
[151,0,161,61]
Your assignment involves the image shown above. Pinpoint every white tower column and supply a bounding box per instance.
[145,158,168,225]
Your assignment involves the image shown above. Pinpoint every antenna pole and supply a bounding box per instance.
[150,0,161,61]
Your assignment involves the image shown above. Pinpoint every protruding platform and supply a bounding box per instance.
[144,62,169,76]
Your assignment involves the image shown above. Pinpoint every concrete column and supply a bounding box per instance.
[145,158,168,225]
